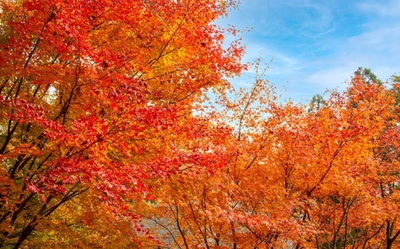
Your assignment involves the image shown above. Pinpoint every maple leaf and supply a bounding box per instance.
[0,0,245,247]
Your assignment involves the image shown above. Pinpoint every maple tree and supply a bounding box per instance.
[1,0,400,248]
[138,71,400,248]
[0,0,245,247]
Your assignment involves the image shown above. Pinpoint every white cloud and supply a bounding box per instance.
[306,66,353,90]
[347,26,400,52]
[243,44,301,73]
[299,26,400,93]
[357,0,400,17]
[221,0,400,103]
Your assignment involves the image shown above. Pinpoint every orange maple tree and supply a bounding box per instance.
[140,73,400,248]
[2,0,400,248]
[0,0,245,247]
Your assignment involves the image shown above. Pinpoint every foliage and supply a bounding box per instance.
[1,0,400,248]
[139,73,400,248]
[355,67,383,85]
[0,0,244,247]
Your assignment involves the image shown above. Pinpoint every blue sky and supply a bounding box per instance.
[218,0,400,103]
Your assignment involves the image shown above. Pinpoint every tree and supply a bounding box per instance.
[354,67,383,85]
[139,73,400,248]
[0,0,245,247]
[2,0,399,247]
[309,94,326,112]
[391,75,400,105]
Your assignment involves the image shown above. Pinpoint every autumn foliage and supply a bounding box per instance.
[1,0,400,248]
[137,74,400,249]
[0,0,244,247]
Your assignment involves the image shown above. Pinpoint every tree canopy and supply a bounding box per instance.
[1,0,399,248]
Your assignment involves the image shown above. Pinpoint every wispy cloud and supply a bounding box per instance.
[357,0,400,17]
[219,0,400,103]
[347,26,400,52]
[241,42,302,75]
[282,1,336,37]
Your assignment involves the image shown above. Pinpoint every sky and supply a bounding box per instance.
[218,0,400,103]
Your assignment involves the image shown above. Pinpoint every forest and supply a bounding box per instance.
[0,0,399,248]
